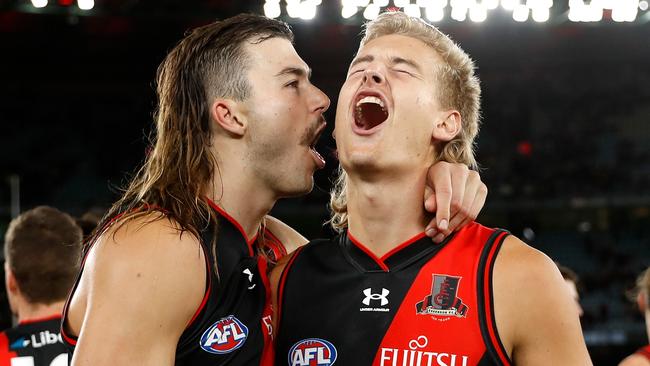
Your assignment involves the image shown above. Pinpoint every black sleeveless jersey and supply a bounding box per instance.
[61,200,278,365]
[275,222,512,366]
[0,315,68,366]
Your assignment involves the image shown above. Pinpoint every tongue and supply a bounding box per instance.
[310,148,326,169]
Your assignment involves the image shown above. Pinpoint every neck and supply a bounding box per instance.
[16,300,64,324]
[207,150,277,240]
[346,168,431,257]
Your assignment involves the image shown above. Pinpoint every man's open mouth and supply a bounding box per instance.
[353,93,389,132]
[309,122,327,168]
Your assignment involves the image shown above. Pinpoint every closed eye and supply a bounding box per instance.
[285,80,299,88]
[394,69,412,76]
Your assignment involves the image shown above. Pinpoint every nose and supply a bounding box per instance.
[362,69,385,86]
[311,85,330,114]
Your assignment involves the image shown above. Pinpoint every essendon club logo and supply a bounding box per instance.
[199,315,249,354]
[416,274,468,318]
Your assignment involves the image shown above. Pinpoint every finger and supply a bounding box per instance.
[446,192,474,233]
[431,170,452,233]
[456,184,487,229]
[424,185,436,212]
[446,171,481,232]
[446,166,468,223]
[425,220,438,238]
[466,183,487,223]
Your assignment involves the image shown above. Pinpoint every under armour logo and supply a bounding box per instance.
[243,268,256,290]
[362,288,389,306]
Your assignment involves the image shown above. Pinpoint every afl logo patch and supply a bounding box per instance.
[288,338,337,366]
[199,315,249,354]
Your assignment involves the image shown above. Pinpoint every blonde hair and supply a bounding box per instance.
[329,11,481,232]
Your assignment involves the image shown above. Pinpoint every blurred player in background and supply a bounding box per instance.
[619,267,650,366]
[557,262,584,318]
[1,206,82,366]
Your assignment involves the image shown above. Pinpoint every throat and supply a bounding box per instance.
[345,176,431,258]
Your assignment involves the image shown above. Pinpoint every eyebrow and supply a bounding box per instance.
[275,66,312,79]
[349,55,422,73]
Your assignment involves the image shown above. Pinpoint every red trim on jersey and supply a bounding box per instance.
[258,257,275,365]
[206,198,258,256]
[18,314,62,326]
[61,326,77,346]
[0,332,17,365]
[637,345,650,361]
[348,231,427,272]
[481,231,511,365]
[380,232,428,262]
[347,231,390,272]
[276,247,305,334]
[262,227,288,261]
[184,240,213,329]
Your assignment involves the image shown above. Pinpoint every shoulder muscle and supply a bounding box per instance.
[493,235,592,365]
[71,215,206,366]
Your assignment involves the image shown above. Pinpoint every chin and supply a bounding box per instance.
[277,178,314,198]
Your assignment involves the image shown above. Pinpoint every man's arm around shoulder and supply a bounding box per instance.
[71,217,207,366]
[493,235,593,365]
[264,216,308,254]
[619,354,650,366]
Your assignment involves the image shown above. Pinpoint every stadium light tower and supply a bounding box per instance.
[31,0,48,8]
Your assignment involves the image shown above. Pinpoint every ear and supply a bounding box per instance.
[5,265,18,295]
[209,98,247,137]
[637,291,647,313]
[431,110,462,142]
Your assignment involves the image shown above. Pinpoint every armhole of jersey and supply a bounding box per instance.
[61,236,100,347]
[262,227,288,262]
[275,246,305,334]
[638,345,650,361]
[184,240,212,330]
[477,229,512,366]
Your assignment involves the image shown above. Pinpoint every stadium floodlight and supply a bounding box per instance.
[612,1,639,22]
[299,3,317,19]
[363,3,381,19]
[373,0,390,6]
[512,3,529,21]
[640,0,649,11]
[264,1,282,18]
[531,6,550,22]
[349,0,370,6]
[599,0,616,9]
[485,0,500,10]
[394,0,411,7]
[589,3,604,21]
[469,5,488,22]
[451,5,467,20]
[77,0,93,10]
[425,5,445,21]
[501,0,518,11]
[404,3,422,17]
[341,5,359,18]
[31,0,47,8]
